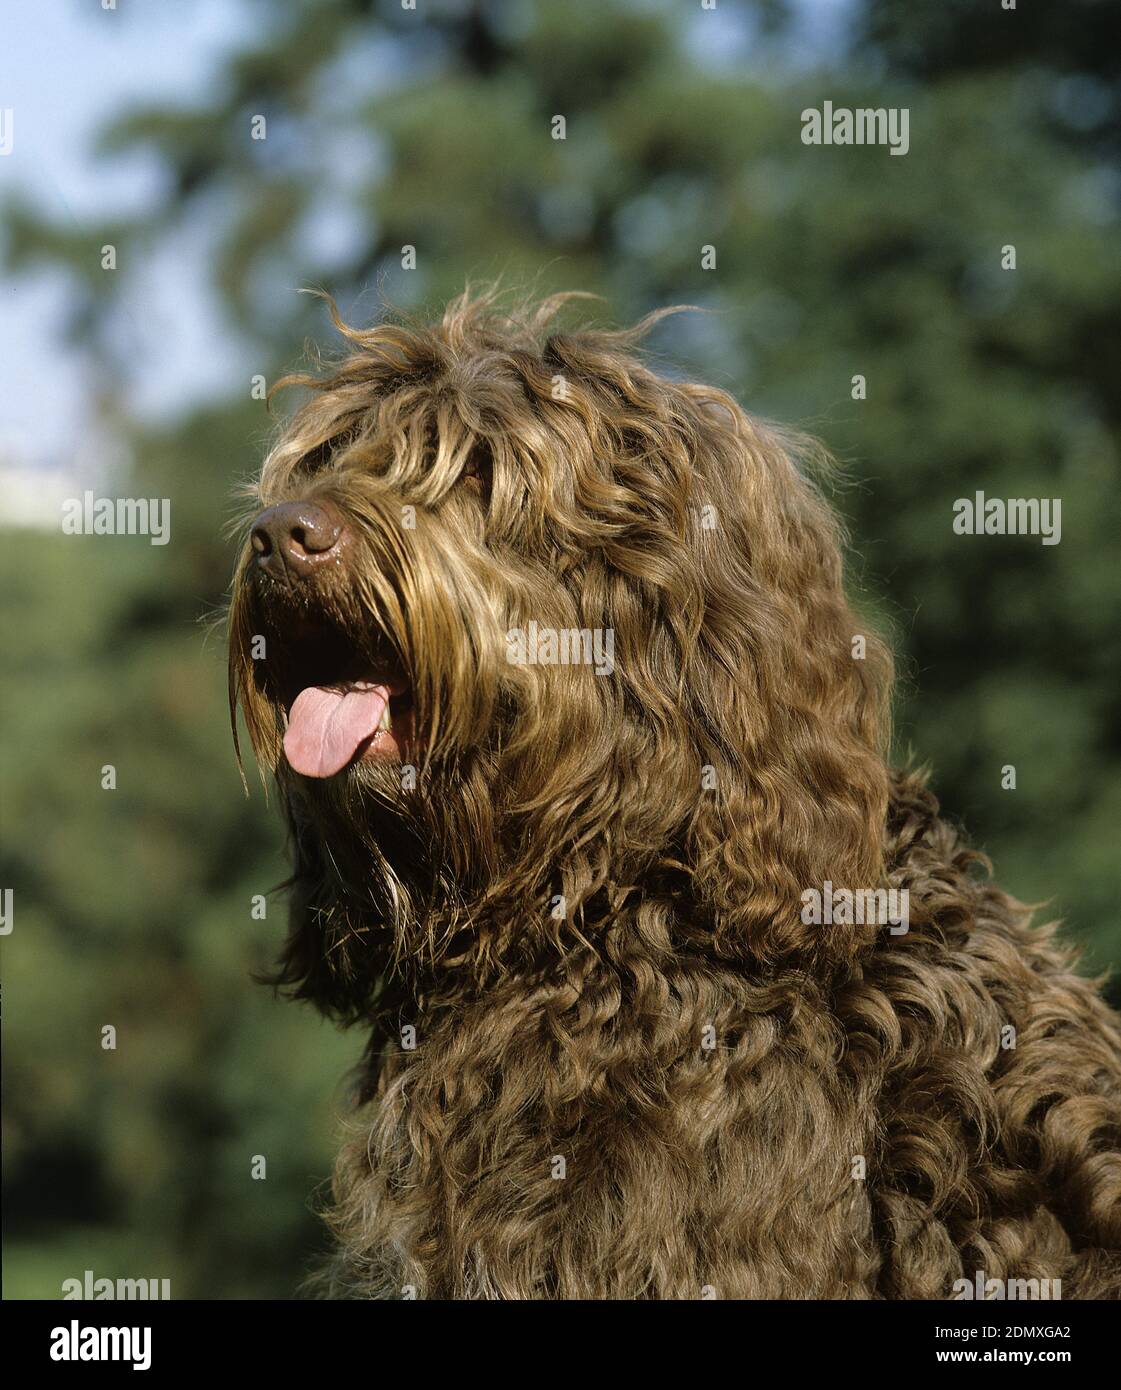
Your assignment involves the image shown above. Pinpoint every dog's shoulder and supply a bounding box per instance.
[840,768,1121,1297]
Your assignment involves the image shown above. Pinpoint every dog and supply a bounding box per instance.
[228,289,1121,1299]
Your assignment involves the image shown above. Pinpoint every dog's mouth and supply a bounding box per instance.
[268,623,416,777]
[284,680,415,777]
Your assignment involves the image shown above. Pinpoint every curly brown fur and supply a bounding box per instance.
[228,289,1121,1299]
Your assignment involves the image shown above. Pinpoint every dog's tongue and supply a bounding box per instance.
[284,683,388,777]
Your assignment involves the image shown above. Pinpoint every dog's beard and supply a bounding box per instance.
[229,482,639,974]
[285,739,503,967]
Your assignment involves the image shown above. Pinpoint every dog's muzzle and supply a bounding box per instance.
[245,497,417,776]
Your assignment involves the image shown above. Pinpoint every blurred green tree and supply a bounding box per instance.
[3,0,1118,1297]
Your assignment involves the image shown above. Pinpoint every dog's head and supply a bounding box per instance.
[229,290,892,1015]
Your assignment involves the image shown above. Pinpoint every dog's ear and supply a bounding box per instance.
[677,403,892,967]
[513,344,891,969]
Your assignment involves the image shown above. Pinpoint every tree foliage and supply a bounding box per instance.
[3,0,1118,1297]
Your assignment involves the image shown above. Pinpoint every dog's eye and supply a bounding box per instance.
[297,438,339,475]
[460,451,491,494]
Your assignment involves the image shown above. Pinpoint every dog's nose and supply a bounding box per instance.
[250,500,345,578]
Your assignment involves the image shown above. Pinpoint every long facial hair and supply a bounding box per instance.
[228,288,893,1025]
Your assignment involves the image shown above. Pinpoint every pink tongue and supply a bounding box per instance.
[284,684,389,777]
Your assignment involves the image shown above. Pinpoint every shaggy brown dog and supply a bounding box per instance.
[228,290,1121,1299]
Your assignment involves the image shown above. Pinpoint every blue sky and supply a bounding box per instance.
[1,0,252,492]
[0,0,850,504]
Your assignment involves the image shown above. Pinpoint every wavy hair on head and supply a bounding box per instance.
[230,285,893,1007]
